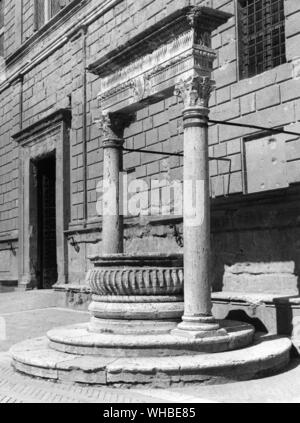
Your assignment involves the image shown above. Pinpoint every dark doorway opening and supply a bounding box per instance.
[36,154,57,289]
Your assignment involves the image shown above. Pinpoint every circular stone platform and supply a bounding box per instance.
[46,320,254,357]
[10,334,292,387]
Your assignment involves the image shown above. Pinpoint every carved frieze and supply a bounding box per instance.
[130,74,152,102]
[87,267,184,296]
[88,6,231,114]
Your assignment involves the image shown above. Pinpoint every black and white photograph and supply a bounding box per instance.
[0,0,299,406]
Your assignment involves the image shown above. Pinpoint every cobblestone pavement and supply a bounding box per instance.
[1,291,300,403]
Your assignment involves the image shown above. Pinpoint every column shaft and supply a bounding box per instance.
[172,76,224,338]
[102,139,124,254]
[183,109,211,317]
[98,112,128,255]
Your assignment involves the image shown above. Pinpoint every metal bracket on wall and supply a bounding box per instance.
[69,236,80,253]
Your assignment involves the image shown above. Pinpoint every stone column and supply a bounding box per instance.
[98,112,127,254]
[172,76,224,338]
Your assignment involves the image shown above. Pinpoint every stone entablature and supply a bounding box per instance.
[88,6,231,114]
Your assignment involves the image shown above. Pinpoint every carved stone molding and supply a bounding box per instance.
[174,76,215,109]
[87,253,183,296]
[12,109,71,290]
[87,267,184,296]
[88,6,231,115]
[130,74,152,102]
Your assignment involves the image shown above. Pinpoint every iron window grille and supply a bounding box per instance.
[34,0,74,31]
[238,0,286,79]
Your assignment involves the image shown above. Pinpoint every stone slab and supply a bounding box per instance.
[47,320,254,357]
[225,262,296,275]
[222,274,298,295]
[10,334,292,387]
[212,292,297,304]
[212,292,300,338]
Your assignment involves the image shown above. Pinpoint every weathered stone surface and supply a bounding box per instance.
[225,262,296,275]
[10,334,292,387]
[212,292,300,337]
[87,253,183,296]
[222,273,299,295]
[46,320,254,357]
[88,266,183,296]
[88,298,184,335]
[1,1,300,288]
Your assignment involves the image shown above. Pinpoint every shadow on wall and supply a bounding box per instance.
[225,310,268,333]
[220,299,299,337]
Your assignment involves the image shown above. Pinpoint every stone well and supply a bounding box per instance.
[10,6,292,387]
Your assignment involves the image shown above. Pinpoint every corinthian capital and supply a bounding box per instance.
[174,76,215,109]
[96,112,130,140]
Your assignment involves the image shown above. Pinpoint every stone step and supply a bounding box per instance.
[46,320,254,357]
[10,333,292,387]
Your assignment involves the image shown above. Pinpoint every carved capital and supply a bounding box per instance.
[174,76,215,109]
[96,112,132,141]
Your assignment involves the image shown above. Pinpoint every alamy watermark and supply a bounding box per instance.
[96,173,206,227]
[0,316,6,341]
[0,58,6,84]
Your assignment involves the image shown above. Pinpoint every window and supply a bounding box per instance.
[34,0,73,31]
[239,0,286,79]
[0,0,4,57]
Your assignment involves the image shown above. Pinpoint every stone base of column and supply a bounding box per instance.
[171,316,228,339]
[11,332,291,386]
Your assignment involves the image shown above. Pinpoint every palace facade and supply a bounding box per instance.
[0,0,300,336]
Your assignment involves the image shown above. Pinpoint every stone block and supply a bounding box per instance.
[225,262,296,275]
[286,138,300,161]
[281,78,300,103]
[222,261,299,296]
[287,159,300,183]
[213,61,237,88]
[240,93,256,115]
[211,98,240,120]
[256,86,280,110]
[286,33,300,60]
[284,0,300,17]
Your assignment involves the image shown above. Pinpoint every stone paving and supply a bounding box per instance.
[1,291,300,403]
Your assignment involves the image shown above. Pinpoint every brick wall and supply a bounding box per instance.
[0,0,299,287]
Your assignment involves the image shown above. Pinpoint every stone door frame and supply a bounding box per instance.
[12,109,71,290]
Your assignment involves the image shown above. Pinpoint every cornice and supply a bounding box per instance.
[12,108,71,144]
[88,6,231,77]
[0,0,123,93]
[6,0,87,67]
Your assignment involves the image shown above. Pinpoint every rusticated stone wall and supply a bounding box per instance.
[0,0,299,292]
